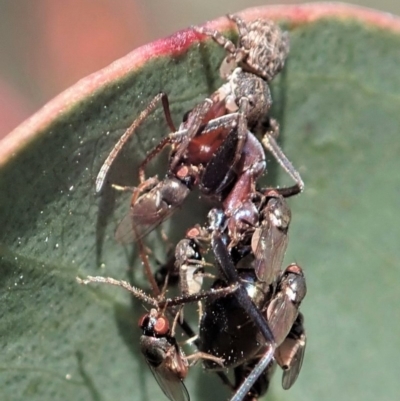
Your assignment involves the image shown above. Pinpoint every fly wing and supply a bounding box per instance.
[275,313,307,390]
[115,204,178,244]
[267,295,297,346]
[252,219,288,285]
[280,333,306,390]
[146,360,190,401]
[252,195,290,285]
[115,181,190,244]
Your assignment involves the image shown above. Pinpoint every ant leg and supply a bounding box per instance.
[138,136,170,183]
[76,276,159,307]
[210,231,279,400]
[197,271,216,280]
[169,98,214,171]
[77,274,238,309]
[260,184,301,198]
[261,117,304,193]
[233,357,275,400]
[230,347,275,401]
[227,14,249,37]
[173,111,241,141]
[96,92,175,193]
[231,96,250,167]
[194,23,246,78]
[193,25,238,55]
[200,108,247,195]
[159,283,239,309]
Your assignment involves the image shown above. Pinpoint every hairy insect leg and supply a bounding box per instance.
[76,275,159,307]
[194,22,246,79]
[260,185,302,198]
[169,98,214,171]
[76,275,239,309]
[261,117,304,193]
[232,96,252,166]
[193,24,239,57]
[138,136,171,183]
[96,92,175,192]
[170,111,240,142]
[226,14,249,36]
[200,106,249,197]
[159,283,239,309]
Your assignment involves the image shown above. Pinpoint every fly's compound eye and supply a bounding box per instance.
[154,316,170,336]
[285,263,303,276]
[138,313,151,330]
[139,312,170,337]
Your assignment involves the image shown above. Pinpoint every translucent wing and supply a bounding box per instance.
[281,334,306,390]
[115,179,190,244]
[140,333,190,401]
[251,195,291,285]
[147,362,190,401]
[267,295,297,346]
[115,204,178,244]
[275,313,307,390]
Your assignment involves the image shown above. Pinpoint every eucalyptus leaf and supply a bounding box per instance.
[1,4,400,401]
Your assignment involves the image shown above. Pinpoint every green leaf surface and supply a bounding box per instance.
[1,3,400,401]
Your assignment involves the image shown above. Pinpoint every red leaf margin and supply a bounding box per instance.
[1,2,399,167]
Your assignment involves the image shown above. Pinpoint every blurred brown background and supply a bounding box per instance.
[0,0,398,137]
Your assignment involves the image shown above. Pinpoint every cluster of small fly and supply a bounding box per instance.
[78,14,307,401]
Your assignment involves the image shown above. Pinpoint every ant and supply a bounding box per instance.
[95,15,303,245]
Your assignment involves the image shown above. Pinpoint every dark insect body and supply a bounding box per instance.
[95,15,303,246]
[87,13,309,401]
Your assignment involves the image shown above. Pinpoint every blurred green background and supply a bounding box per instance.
[0,0,399,137]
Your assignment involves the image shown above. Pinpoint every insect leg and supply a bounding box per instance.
[96,92,175,192]
[261,117,304,193]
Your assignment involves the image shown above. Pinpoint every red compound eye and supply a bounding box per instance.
[186,226,201,239]
[138,313,149,328]
[176,165,190,180]
[154,316,169,335]
[286,263,302,275]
